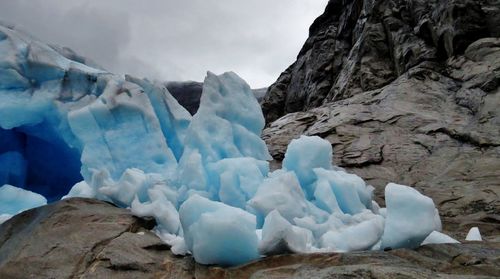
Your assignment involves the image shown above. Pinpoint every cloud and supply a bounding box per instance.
[0,0,328,87]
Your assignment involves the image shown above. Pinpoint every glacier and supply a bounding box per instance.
[0,23,449,266]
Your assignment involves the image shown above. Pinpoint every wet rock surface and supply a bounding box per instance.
[262,0,500,241]
[0,198,498,278]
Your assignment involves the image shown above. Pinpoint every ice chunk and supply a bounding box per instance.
[381,183,442,249]
[99,168,152,207]
[0,184,47,216]
[125,76,192,160]
[313,176,342,214]
[320,213,384,252]
[130,181,181,236]
[465,227,482,241]
[379,208,387,218]
[421,231,460,245]
[156,231,188,255]
[371,201,381,215]
[0,214,12,225]
[208,158,269,209]
[176,72,271,204]
[62,181,95,199]
[248,171,308,226]
[179,195,259,266]
[313,169,369,215]
[180,71,271,166]
[283,136,332,198]
[178,149,208,195]
[131,196,180,235]
[259,210,313,255]
[130,182,181,235]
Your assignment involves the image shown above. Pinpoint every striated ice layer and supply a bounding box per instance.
[0,23,451,266]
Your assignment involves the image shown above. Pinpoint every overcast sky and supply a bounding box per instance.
[0,0,328,88]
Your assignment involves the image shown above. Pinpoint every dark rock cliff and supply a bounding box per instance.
[262,0,500,237]
[166,81,204,115]
[262,0,500,123]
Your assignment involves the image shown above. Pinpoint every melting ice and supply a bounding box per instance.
[0,23,447,266]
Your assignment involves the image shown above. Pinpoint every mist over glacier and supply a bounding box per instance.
[0,23,454,266]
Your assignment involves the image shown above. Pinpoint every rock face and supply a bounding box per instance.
[166,81,204,115]
[262,0,500,123]
[213,243,500,278]
[0,198,170,278]
[1,199,499,278]
[167,81,267,115]
[262,0,500,239]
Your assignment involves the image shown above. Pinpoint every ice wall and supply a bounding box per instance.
[0,23,191,201]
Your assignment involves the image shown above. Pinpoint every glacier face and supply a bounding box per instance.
[0,23,447,266]
[0,23,190,201]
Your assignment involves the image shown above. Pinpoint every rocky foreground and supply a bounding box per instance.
[0,198,498,279]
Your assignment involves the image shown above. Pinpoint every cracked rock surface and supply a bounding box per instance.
[262,0,500,241]
[1,198,499,278]
[0,198,180,279]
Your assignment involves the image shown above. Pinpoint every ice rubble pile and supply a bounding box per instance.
[0,23,450,266]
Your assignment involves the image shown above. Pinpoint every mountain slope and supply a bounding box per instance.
[262,0,499,123]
